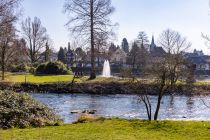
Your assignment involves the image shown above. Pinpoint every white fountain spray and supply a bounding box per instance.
[102,60,111,77]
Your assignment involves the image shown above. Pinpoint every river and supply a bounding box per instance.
[31,93,210,123]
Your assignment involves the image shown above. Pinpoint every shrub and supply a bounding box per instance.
[36,63,46,74]
[0,91,62,129]
[74,114,105,124]
[119,68,132,78]
[29,67,36,74]
[10,63,29,73]
[36,61,72,75]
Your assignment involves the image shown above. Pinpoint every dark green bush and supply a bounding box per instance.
[0,91,62,129]
[36,61,72,75]
[36,63,46,74]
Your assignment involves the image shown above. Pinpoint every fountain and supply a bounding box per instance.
[102,60,111,77]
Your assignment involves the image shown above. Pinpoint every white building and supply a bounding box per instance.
[110,47,127,64]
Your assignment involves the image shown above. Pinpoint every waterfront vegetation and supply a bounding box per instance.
[0,91,61,129]
[0,118,210,140]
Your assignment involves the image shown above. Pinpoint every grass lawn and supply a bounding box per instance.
[0,119,210,140]
[1,73,128,84]
[3,74,81,83]
[1,72,210,85]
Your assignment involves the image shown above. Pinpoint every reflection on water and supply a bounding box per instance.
[31,93,210,123]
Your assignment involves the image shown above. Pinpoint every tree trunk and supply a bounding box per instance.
[1,64,5,80]
[89,0,96,79]
[154,73,166,120]
[132,55,136,69]
[1,45,5,81]
[154,92,163,120]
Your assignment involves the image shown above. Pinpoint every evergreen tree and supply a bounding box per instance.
[58,47,66,63]
[121,38,129,53]
[127,41,139,69]
[45,42,50,62]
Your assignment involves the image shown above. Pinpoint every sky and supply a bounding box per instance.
[19,0,210,54]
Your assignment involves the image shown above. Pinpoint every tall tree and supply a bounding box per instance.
[64,0,116,79]
[21,17,48,64]
[121,38,129,53]
[58,47,66,64]
[0,0,20,80]
[137,31,149,48]
[127,41,139,69]
[0,0,20,29]
[0,24,16,80]
[44,42,50,62]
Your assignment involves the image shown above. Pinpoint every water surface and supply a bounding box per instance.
[31,93,210,123]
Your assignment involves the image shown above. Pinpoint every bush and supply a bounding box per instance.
[119,68,132,78]
[36,63,46,74]
[36,61,72,75]
[29,67,36,74]
[0,91,62,129]
[10,63,29,73]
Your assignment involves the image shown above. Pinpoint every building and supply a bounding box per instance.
[110,47,127,64]
[185,50,210,72]
[149,36,166,57]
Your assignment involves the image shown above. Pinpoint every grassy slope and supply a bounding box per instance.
[4,74,81,83]
[0,119,210,140]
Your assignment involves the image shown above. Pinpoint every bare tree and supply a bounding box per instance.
[0,0,20,80]
[21,17,48,64]
[158,29,191,87]
[137,31,149,48]
[0,24,16,80]
[64,0,116,79]
[0,0,20,29]
[95,32,109,67]
[136,29,191,121]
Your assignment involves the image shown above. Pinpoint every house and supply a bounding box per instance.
[110,47,127,64]
[185,49,210,75]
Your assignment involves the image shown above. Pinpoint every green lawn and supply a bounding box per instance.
[4,74,81,83]
[2,73,125,84]
[2,73,210,85]
[0,119,210,140]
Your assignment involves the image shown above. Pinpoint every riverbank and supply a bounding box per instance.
[0,81,210,95]
[0,118,210,140]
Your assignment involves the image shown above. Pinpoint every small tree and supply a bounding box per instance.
[137,29,191,121]
[75,47,86,65]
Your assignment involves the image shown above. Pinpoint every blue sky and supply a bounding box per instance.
[19,0,210,53]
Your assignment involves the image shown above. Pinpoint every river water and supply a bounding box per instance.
[31,93,210,123]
